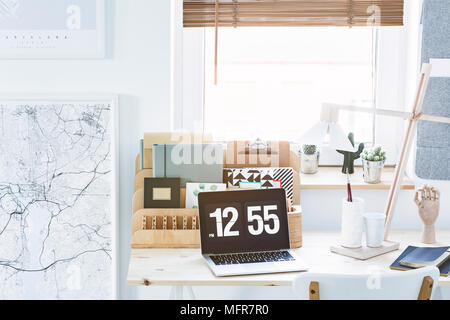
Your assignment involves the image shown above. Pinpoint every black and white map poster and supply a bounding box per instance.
[0,96,117,299]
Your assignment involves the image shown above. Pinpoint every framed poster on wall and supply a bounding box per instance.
[0,0,105,58]
[0,94,118,299]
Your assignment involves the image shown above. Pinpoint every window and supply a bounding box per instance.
[203,27,377,143]
[177,14,411,165]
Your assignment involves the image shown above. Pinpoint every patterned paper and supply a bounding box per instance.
[223,167,294,201]
[185,183,227,209]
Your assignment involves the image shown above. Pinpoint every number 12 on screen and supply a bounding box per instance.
[209,205,280,238]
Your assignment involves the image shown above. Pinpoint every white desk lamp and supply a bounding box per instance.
[298,104,355,152]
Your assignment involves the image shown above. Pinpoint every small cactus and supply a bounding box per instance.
[302,144,317,155]
[336,132,364,174]
[362,145,386,162]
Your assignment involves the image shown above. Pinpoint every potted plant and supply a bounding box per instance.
[300,144,319,174]
[361,146,386,184]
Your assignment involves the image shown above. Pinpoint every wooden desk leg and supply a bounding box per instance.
[309,281,320,300]
[418,276,434,300]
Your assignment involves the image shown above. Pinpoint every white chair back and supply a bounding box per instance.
[293,267,440,300]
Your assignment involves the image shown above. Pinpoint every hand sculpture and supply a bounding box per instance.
[414,185,440,244]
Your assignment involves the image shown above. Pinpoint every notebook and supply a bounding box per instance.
[399,246,450,268]
[152,144,223,187]
[391,246,450,276]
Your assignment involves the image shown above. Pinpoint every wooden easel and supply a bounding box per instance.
[384,61,450,239]
[383,64,431,240]
[327,62,450,259]
[316,63,450,243]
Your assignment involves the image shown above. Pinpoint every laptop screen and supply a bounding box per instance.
[198,189,290,254]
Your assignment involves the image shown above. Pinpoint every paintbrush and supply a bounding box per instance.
[347,172,353,202]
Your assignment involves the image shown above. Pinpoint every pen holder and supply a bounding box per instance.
[340,197,364,248]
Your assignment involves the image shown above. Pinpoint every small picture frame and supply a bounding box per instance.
[144,178,181,208]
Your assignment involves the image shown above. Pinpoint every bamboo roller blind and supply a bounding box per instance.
[183,0,404,27]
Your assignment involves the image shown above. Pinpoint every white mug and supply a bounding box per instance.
[363,212,385,247]
[341,197,364,248]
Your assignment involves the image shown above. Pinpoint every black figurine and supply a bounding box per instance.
[336,132,364,174]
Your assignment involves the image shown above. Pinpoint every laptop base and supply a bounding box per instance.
[203,249,307,277]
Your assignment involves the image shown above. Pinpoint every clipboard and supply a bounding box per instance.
[225,140,290,168]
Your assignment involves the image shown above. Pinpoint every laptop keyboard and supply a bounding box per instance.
[210,251,295,265]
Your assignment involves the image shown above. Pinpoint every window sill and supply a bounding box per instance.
[299,166,415,190]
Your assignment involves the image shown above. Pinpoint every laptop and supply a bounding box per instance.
[198,188,307,277]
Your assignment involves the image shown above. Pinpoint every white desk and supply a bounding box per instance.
[127,230,450,298]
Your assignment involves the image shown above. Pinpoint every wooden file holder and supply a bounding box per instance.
[132,208,200,248]
[131,206,302,249]
[132,144,302,249]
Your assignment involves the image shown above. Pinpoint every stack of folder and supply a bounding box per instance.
[391,246,450,276]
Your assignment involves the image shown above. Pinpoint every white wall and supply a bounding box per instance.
[0,0,172,300]
[1,0,448,300]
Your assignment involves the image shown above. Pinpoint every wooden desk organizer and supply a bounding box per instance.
[131,146,302,249]
[131,206,302,249]
[132,208,200,248]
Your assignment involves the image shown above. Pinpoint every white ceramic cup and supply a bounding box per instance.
[341,197,364,248]
[363,212,385,248]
